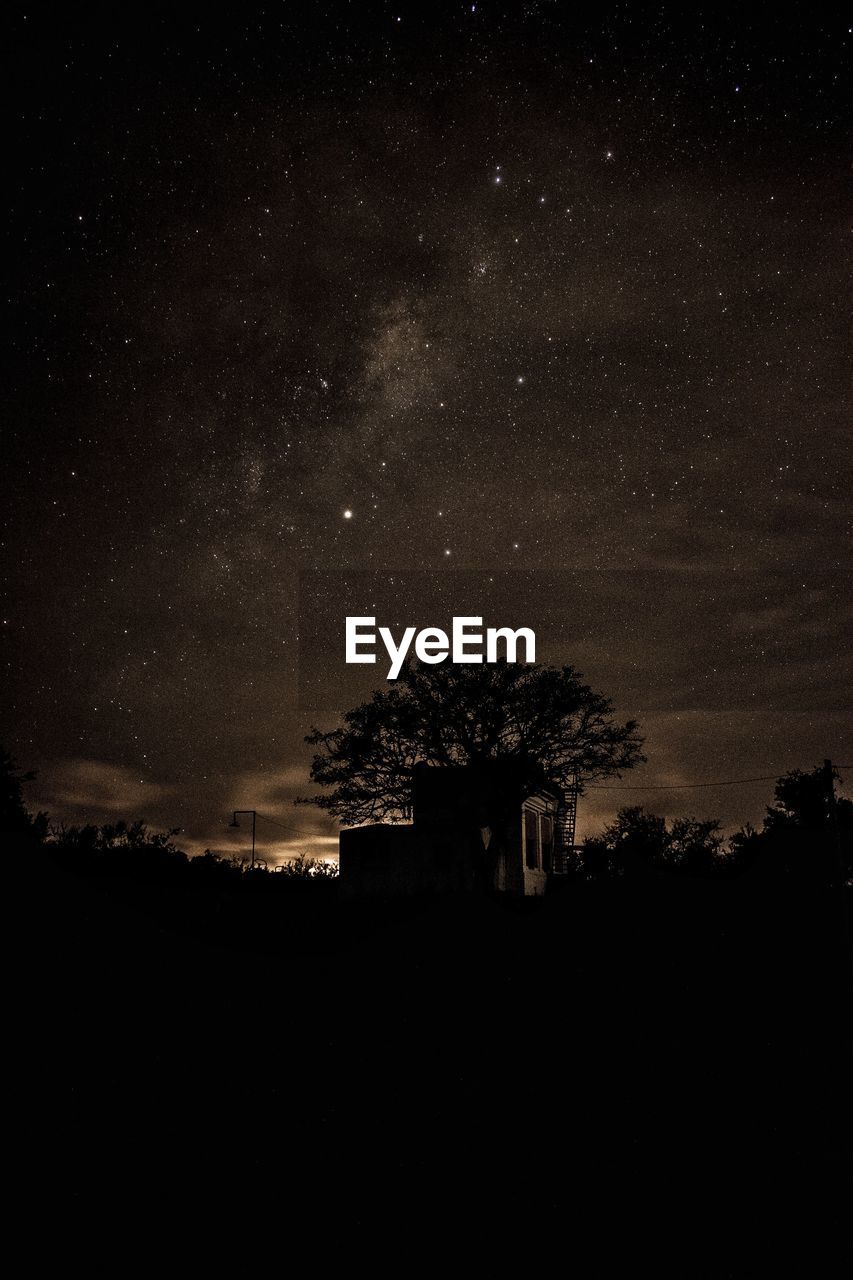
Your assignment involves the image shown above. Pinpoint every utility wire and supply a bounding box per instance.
[230,811,322,840]
[586,774,782,790]
[256,814,324,839]
[587,767,851,791]
[231,766,852,830]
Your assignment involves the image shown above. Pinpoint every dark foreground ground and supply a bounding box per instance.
[14,854,853,1261]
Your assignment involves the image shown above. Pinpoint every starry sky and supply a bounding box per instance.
[3,5,851,864]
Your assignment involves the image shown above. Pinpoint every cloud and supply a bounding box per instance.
[227,764,313,813]
[213,763,338,865]
[36,759,177,817]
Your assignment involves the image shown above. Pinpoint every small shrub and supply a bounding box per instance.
[276,853,339,879]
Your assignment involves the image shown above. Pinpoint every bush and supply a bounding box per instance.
[275,853,339,880]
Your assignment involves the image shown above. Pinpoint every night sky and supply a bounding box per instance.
[4,6,851,864]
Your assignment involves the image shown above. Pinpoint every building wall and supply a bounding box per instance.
[339,768,560,899]
[495,811,525,895]
[339,822,473,899]
[520,793,556,896]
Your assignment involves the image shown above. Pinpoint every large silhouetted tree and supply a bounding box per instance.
[298,658,644,824]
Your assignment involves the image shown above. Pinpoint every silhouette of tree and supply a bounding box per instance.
[763,766,849,836]
[187,849,243,881]
[729,764,852,884]
[298,658,644,824]
[51,818,189,878]
[581,806,667,879]
[0,746,47,844]
[668,816,727,876]
[580,805,724,879]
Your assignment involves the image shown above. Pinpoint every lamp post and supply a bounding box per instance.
[229,809,258,869]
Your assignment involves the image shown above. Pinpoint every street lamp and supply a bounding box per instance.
[230,809,258,869]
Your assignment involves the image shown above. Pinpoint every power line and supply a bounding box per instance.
[243,811,324,840]
[229,766,853,832]
[587,767,851,791]
[587,777,779,790]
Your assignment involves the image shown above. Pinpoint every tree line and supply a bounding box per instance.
[2,744,849,891]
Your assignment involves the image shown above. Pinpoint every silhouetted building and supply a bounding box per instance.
[339,762,563,898]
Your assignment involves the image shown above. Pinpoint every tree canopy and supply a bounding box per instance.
[729,763,852,884]
[580,806,725,879]
[299,658,645,825]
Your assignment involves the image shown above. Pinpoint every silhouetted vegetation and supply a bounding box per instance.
[49,818,191,879]
[299,658,645,824]
[46,818,340,890]
[276,852,340,880]
[565,764,851,886]
[4,745,849,908]
[0,746,47,846]
[576,806,726,879]
[0,745,338,945]
[2,746,849,982]
[11,742,852,1235]
[728,763,852,885]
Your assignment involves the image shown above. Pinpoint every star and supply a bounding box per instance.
[6,5,846,870]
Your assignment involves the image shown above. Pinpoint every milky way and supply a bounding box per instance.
[3,8,850,862]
